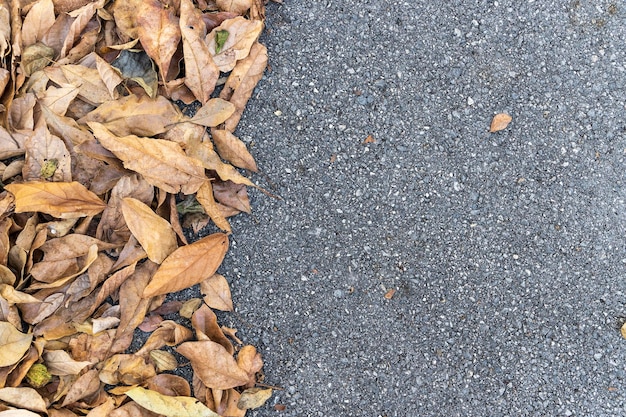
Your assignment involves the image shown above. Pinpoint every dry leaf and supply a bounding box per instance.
[489,113,512,133]
[0,322,33,367]
[5,181,106,218]
[43,350,92,375]
[216,0,252,15]
[0,387,47,412]
[179,0,219,104]
[136,0,181,82]
[121,197,178,264]
[79,95,182,137]
[206,17,263,72]
[177,341,249,390]
[89,122,206,194]
[191,304,233,354]
[200,274,233,312]
[219,42,267,132]
[146,374,191,397]
[211,129,257,172]
[196,181,231,233]
[125,386,220,417]
[237,387,272,410]
[142,233,228,297]
[189,98,236,128]
[384,288,396,299]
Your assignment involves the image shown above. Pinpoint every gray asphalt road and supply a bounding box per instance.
[213,1,626,415]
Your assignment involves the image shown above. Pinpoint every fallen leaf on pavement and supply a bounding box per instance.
[489,113,512,132]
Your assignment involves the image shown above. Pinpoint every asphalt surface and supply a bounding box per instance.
[204,1,626,415]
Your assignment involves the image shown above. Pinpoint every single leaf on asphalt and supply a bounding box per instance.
[177,340,249,390]
[122,197,178,264]
[190,98,236,128]
[0,387,47,412]
[5,181,106,218]
[207,17,263,72]
[489,113,512,133]
[143,233,229,298]
[136,0,181,82]
[0,322,32,367]
[211,129,258,172]
[126,386,220,417]
[219,42,267,132]
[89,122,206,194]
[180,0,219,104]
[237,387,272,410]
[200,274,233,312]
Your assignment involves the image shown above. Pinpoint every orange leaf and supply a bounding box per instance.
[142,233,229,298]
[176,340,249,389]
[89,122,206,194]
[489,113,512,133]
[121,197,178,264]
[5,181,106,218]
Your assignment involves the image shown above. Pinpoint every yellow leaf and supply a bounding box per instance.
[142,233,229,298]
[5,181,106,219]
[126,386,220,417]
[89,122,206,194]
[176,340,249,390]
[0,322,32,367]
[489,113,512,133]
[122,197,178,264]
[0,387,47,413]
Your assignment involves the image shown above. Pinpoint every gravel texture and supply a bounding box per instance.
[197,1,626,415]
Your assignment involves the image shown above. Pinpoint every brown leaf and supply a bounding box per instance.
[37,86,80,117]
[191,304,233,354]
[89,122,206,194]
[0,387,47,413]
[99,354,155,386]
[143,233,229,298]
[22,125,72,182]
[0,126,26,159]
[196,181,231,233]
[236,345,262,386]
[61,368,101,406]
[489,113,512,133]
[179,0,219,104]
[47,65,114,105]
[219,42,267,132]
[79,95,183,137]
[21,0,55,48]
[177,340,249,390]
[211,129,257,172]
[5,181,106,219]
[146,374,191,397]
[206,17,263,72]
[42,350,91,375]
[189,98,236,128]
[213,180,251,214]
[59,0,105,60]
[216,0,252,15]
[200,273,233,312]
[136,0,181,82]
[237,387,272,410]
[122,197,178,264]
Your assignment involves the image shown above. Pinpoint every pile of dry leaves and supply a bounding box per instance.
[0,0,273,415]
